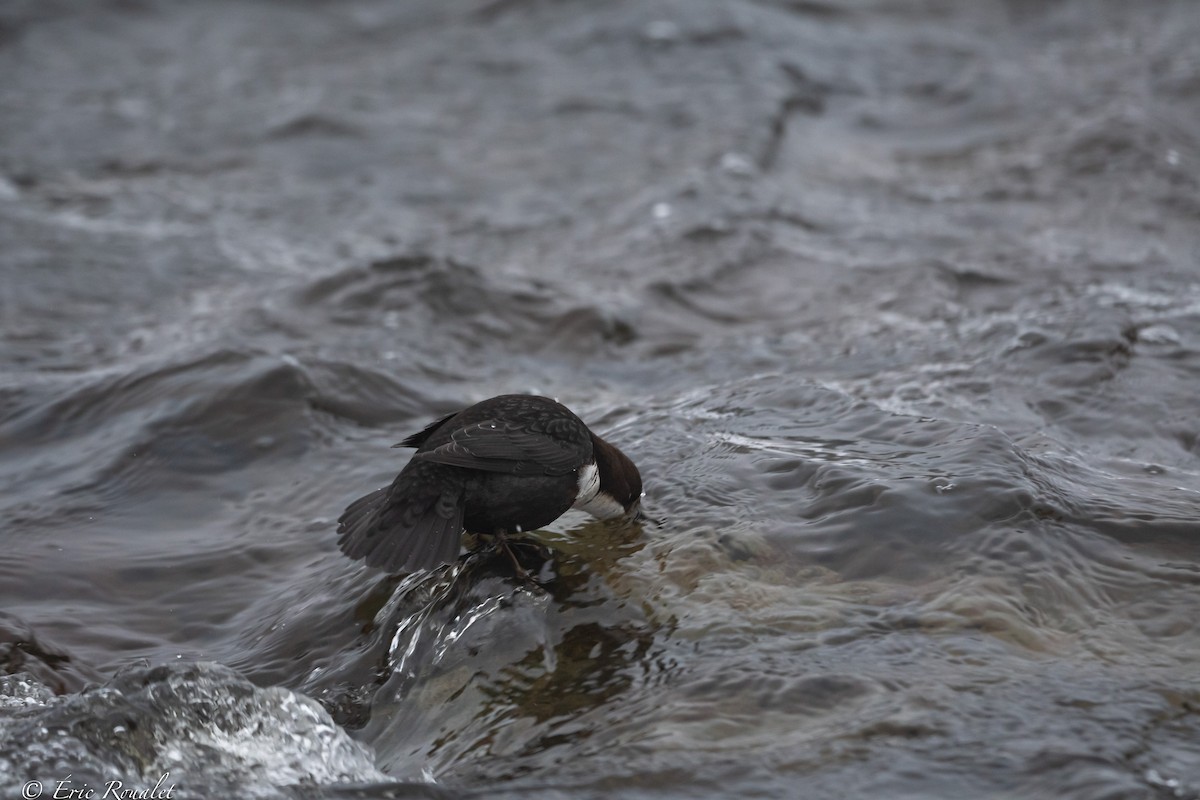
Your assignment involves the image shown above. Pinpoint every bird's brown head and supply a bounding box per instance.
[592,434,644,520]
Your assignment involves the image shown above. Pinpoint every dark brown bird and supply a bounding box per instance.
[337,394,643,573]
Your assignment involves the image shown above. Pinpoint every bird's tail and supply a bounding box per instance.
[336,472,464,573]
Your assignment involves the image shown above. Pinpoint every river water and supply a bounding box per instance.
[2,1,1199,798]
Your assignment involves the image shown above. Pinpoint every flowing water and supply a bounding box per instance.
[2,1,1200,797]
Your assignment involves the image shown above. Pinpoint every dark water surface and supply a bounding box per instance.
[3,1,1200,797]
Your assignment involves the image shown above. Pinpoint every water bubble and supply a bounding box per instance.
[719,152,755,177]
[1137,324,1180,345]
[652,202,672,220]
[644,20,681,43]
[1145,768,1183,795]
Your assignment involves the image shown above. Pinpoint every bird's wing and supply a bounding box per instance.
[393,411,458,449]
[337,466,465,573]
[411,417,588,475]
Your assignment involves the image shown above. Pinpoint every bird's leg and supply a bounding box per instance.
[493,529,530,580]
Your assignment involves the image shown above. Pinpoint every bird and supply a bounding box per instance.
[336,394,643,574]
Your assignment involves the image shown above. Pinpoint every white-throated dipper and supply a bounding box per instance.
[337,394,643,573]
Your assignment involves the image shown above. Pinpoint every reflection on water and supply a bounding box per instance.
[3,0,1200,798]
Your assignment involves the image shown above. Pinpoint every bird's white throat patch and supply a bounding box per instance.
[575,462,600,504]
[573,462,625,519]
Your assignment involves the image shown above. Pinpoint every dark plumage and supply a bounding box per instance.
[337,394,643,573]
